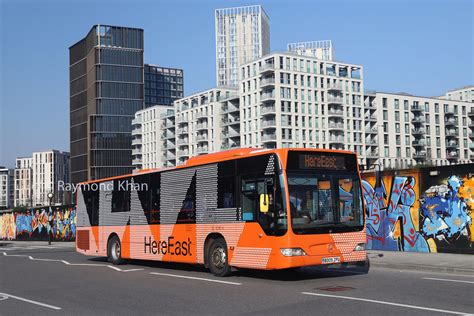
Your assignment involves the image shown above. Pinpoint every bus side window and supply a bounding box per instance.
[112,179,130,213]
[241,178,256,221]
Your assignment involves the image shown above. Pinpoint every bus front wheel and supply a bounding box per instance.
[208,238,231,277]
[107,235,124,265]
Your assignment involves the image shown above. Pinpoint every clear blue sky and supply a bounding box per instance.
[1,0,472,168]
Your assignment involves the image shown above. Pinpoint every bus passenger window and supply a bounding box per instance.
[241,179,256,221]
[218,176,236,208]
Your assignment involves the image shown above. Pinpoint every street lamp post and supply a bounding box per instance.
[47,192,54,245]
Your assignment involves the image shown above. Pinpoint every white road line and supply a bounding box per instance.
[150,272,242,285]
[301,292,469,315]
[2,252,143,273]
[0,292,62,310]
[423,277,474,284]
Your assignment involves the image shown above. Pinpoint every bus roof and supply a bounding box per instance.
[78,148,357,185]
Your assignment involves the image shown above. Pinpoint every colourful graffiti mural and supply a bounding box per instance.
[362,165,474,254]
[0,206,76,241]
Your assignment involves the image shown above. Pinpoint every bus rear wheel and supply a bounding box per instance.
[208,238,231,277]
[107,235,124,265]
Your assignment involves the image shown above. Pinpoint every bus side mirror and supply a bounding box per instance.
[259,194,269,213]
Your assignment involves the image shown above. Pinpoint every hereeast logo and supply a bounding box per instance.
[144,236,192,256]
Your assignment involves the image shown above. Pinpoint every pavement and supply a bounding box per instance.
[0,241,473,315]
[367,250,474,274]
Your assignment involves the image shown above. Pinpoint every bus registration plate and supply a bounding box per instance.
[322,256,340,264]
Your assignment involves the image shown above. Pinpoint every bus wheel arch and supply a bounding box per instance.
[204,234,231,277]
[107,233,124,265]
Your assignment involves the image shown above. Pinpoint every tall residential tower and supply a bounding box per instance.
[215,5,270,87]
[69,25,144,183]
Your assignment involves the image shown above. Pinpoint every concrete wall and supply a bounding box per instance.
[0,205,76,241]
[362,164,473,254]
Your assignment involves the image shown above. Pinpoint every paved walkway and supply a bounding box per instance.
[368,250,474,274]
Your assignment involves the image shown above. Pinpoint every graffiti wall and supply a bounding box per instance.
[362,164,474,254]
[0,205,76,241]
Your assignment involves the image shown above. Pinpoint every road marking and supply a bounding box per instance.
[0,292,62,310]
[150,272,242,285]
[423,277,474,284]
[1,252,143,273]
[301,292,468,315]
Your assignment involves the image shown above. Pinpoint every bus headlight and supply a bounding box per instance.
[353,243,366,251]
[280,248,306,257]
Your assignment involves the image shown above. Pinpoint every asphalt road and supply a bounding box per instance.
[0,242,473,315]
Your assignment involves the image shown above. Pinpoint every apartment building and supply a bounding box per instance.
[132,106,174,170]
[239,52,366,164]
[32,150,70,206]
[215,5,270,87]
[171,88,239,165]
[144,64,184,107]
[444,85,474,103]
[14,157,33,207]
[287,40,335,61]
[365,92,474,169]
[0,167,13,209]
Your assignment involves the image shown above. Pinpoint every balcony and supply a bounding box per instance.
[366,139,378,146]
[328,123,344,131]
[446,141,458,149]
[262,133,277,142]
[364,115,377,122]
[445,129,459,138]
[177,117,188,125]
[412,140,426,147]
[260,77,275,88]
[413,151,427,159]
[131,127,142,136]
[412,128,425,135]
[131,148,141,156]
[196,146,209,154]
[196,134,208,142]
[329,137,344,144]
[261,105,276,115]
[261,63,275,74]
[223,130,240,138]
[327,96,343,104]
[444,108,455,116]
[328,110,344,118]
[444,118,457,126]
[366,151,379,158]
[196,112,208,120]
[222,104,239,114]
[469,121,474,128]
[178,150,189,156]
[177,127,188,134]
[468,110,474,118]
[196,123,208,131]
[365,127,378,134]
[327,82,342,92]
[411,104,423,113]
[446,151,459,159]
[469,143,474,149]
[222,117,240,126]
[261,119,276,129]
[177,138,189,145]
[411,116,426,124]
[163,132,175,139]
[132,158,142,165]
[131,138,142,146]
[260,91,275,102]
